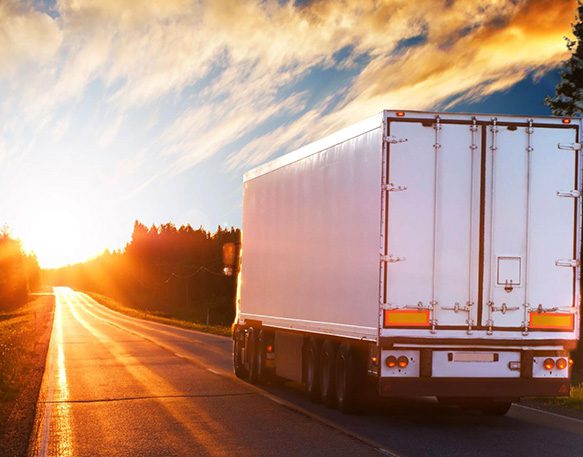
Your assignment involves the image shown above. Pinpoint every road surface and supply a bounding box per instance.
[29,288,583,456]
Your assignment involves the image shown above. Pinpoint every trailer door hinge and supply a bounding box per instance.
[386,136,408,145]
[555,259,580,268]
[381,254,406,263]
[558,142,582,151]
[384,183,407,192]
[557,190,581,198]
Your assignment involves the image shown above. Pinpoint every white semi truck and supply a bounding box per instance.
[232,110,582,414]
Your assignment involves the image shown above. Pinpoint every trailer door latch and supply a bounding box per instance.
[386,136,408,145]
[382,255,406,263]
[557,190,581,198]
[555,259,580,268]
[558,142,582,151]
[384,183,407,192]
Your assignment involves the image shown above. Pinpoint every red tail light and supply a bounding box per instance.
[397,356,409,368]
[385,355,397,368]
[556,358,568,370]
[543,358,555,370]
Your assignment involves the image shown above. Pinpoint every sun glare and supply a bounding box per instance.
[18,207,98,269]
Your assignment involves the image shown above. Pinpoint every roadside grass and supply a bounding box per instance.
[85,292,231,337]
[546,383,583,409]
[0,296,52,410]
[529,383,583,411]
[0,293,55,448]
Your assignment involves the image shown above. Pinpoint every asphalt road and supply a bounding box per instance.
[28,288,583,457]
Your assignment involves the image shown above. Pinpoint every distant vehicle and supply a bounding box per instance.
[231,110,582,415]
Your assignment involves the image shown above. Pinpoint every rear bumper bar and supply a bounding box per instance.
[378,377,570,398]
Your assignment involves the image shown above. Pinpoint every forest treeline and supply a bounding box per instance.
[0,228,41,310]
[44,221,240,325]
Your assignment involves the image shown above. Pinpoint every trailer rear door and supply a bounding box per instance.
[383,116,579,336]
[483,122,579,332]
[383,119,482,331]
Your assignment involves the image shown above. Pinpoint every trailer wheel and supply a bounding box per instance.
[256,329,269,383]
[246,327,259,384]
[335,343,358,413]
[233,329,248,379]
[478,400,512,416]
[319,340,337,408]
[305,338,321,402]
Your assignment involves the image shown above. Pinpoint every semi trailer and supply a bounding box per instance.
[232,110,582,414]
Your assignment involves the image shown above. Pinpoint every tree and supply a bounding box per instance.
[545,1,583,116]
[0,228,39,309]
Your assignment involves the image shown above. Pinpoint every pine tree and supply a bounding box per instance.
[545,1,583,116]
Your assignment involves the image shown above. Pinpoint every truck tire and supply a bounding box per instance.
[233,329,248,379]
[256,329,268,383]
[335,343,358,413]
[305,338,321,402]
[246,327,259,384]
[319,340,337,408]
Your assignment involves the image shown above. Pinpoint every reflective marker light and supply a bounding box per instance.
[543,358,555,370]
[397,356,409,368]
[569,359,575,367]
[556,358,568,370]
[384,309,430,327]
[396,111,406,117]
[529,312,574,331]
[562,118,571,124]
[266,345,273,353]
[386,355,397,368]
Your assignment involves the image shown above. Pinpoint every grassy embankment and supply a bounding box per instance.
[0,293,55,456]
[86,292,231,337]
[537,384,583,410]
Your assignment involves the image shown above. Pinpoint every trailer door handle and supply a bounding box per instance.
[557,190,580,198]
[555,259,580,268]
[558,142,582,151]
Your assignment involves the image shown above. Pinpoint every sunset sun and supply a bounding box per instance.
[19,206,101,269]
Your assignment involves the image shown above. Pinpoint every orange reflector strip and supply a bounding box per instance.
[384,309,430,327]
[529,313,574,331]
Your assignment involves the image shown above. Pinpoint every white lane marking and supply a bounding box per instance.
[38,329,55,457]
[74,289,583,452]
[514,404,583,424]
[74,291,400,457]
[83,290,583,430]
[77,291,229,342]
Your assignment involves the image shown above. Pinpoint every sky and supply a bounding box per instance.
[0,0,578,267]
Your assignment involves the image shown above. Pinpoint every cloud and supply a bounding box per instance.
[0,0,62,75]
[225,0,577,168]
[0,0,577,184]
